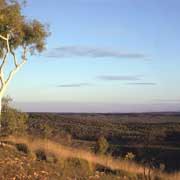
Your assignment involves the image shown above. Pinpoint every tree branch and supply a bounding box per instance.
[0,70,5,85]
[0,34,10,71]
[5,47,28,86]
[5,47,27,88]
[0,50,8,71]
[0,34,7,41]
[0,34,10,92]
[0,34,10,50]
[10,50,18,68]
[0,46,28,96]
[0,34,28,96]
[6,34,10,52]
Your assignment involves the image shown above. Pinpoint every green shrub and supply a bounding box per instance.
[39,123,53,139]
[16,143,30,154]
[159,163,165,172]
[1,96,28,136]
[95,136,109,155]
[66,158,94,176]
[35,149,47,161]
[124,152,135,161]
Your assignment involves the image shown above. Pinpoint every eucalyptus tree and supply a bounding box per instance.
[0,0,50,131]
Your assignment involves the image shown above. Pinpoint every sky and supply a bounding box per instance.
[4,0,180,112]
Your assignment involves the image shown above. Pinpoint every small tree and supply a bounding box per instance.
[95,135,109,155]
[140,129,166,180]
[40,123,53,139]
[0,0,50,132]
[1,96,28,136]
[124,152,135,161]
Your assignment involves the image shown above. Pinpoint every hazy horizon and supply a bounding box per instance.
[12,101,180,113]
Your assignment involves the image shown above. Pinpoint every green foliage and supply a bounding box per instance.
[1,96,28,136]
[159,163,165,172]
[39,123,53,139]
[53,130,72,145]
[95,136,109,155]
[124,152,135,161]
[35,149,47,161]
[16,143,30,154]
[65,158,94,177]
[0,0,49,57]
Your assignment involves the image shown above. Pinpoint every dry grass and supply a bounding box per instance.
[2,136,180,180]
[2,136,144,173]
[160,172,180,180]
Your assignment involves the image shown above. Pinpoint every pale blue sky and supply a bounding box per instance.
[5,0,180,112]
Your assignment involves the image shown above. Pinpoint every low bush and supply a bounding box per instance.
[35,149,47,161]
[16,143,30,154]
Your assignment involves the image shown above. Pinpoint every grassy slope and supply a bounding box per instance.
[28,113,180,172]
[1,136,180,180]
[0,143,137,180]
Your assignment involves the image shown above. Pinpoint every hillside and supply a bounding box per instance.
[1,110,180,180]
[0,136,180,180]
[0,138,142,180]
[28,113,180,172]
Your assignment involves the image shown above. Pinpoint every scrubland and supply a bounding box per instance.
[1,105,180,180]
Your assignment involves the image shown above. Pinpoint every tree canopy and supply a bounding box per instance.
[0,0,50,100]
[0,0,49,57]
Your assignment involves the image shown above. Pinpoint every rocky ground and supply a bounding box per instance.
[0,144,130,180]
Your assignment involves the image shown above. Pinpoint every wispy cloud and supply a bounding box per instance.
[45,45,147,60]
[127,82,157,85]
[155,99,180,103]
[57,83,92,88]
[97,75,142,81]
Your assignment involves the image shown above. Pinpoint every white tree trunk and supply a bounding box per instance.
[0,95,1,135]
[0,34,27,136]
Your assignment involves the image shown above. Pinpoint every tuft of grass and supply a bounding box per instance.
[35,149,47,161]
[16,143,30,154]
